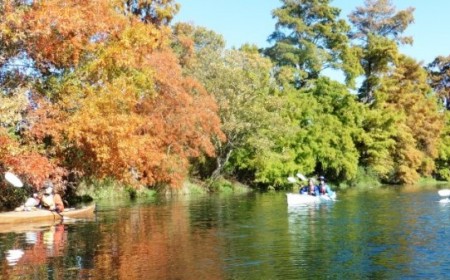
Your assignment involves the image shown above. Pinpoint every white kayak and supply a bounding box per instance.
[438,189,450,203]
[286,193,336,205]
[438,189,450,197]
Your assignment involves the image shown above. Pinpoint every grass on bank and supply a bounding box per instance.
[75,177,251,201]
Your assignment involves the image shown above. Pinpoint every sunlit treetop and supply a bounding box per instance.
[349,0,415,45]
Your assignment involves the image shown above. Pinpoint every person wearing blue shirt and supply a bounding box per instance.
[317,176,336,200]
[300,179,319,196]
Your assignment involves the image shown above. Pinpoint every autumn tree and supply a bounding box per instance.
[0,0,223,192]
[373,56,443,183]
[349,0,414,102]
[345,0,442,184]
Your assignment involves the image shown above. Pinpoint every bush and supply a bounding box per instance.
[341,167,381,189]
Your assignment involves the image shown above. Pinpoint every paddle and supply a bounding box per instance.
[5,173,69,220]
[287,176,298,184]
[296,173,308,181]
[4,172,24,188]
[287,173,308,183]
[52,210,68,220]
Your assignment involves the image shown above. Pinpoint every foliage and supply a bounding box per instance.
[264,0,362,87]
[0,1,223,193]
[340,166,381,189]
[434,112,450,180]
[349,0,414,102]
[232,78,365,187]
[120,0,180,26]
[1,0,450,196]
[348,0,414,44]
[426,55,450,110]
[172,24,287,184]
[355,106,397,178]
[374,55,444,183]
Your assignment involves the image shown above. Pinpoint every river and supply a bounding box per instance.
[1,186,449,279]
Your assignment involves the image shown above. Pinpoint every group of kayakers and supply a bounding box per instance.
[299,176,335,197]
[15,181,65,213]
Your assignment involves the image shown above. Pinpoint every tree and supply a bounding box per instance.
[0,1,223,189]
[122,0,180,25]
[348,0,414,44]
[349,0,414,102]
[373,55,444,183]
[172,23,299,187]
[426,55,450,110]
[434,112,450,180]
[265,0,361,88]
[293,78,365,181]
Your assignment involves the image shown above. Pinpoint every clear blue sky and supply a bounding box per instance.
[174,0,449,65]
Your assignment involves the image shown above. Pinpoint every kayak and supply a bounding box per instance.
[0,215,96,233]
[438,189,450,197]
[438,189,450,203]
[0,204,96,225]
[286,193,336,205]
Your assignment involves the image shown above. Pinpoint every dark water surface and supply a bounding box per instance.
[1,187,450,279]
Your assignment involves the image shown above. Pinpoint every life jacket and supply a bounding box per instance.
[41,194,55,208]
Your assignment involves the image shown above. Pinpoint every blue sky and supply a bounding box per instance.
[174,0,449,65]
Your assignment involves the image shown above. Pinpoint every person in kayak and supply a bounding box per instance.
[14,193,41,211]
[41,182,65,213]
[299,178,319,196]
[317,176,335,199]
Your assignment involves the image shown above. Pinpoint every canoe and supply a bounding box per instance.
[286,193,336,205]
[0,204,96,225]
[0,216,96,234]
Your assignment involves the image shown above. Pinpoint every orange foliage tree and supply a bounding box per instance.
[16,1,223,189]
[0,127,63,190]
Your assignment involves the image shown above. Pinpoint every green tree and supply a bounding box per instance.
[235,77,366,186]
[434,112,450,180]
[294,78,365,181]
[426,56,450,180]
[426,55,450,110]
[265,0,361,88]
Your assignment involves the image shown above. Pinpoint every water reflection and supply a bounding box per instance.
[6,249,24,266]
[1,223,67,279]
[0,219,98,279]
[0,189,449,279]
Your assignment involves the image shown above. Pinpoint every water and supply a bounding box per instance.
[1,187,449,279]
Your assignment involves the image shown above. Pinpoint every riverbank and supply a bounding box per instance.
[74,177,252,201]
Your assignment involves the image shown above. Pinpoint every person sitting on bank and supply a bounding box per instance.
[317,176,335,198]
[299,178,319,196]
[41,182,64,213]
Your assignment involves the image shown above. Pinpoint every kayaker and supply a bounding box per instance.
[41,182,65,213]
[317,176,335,198]
[299,178,319,196]
[14,193,41,211]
